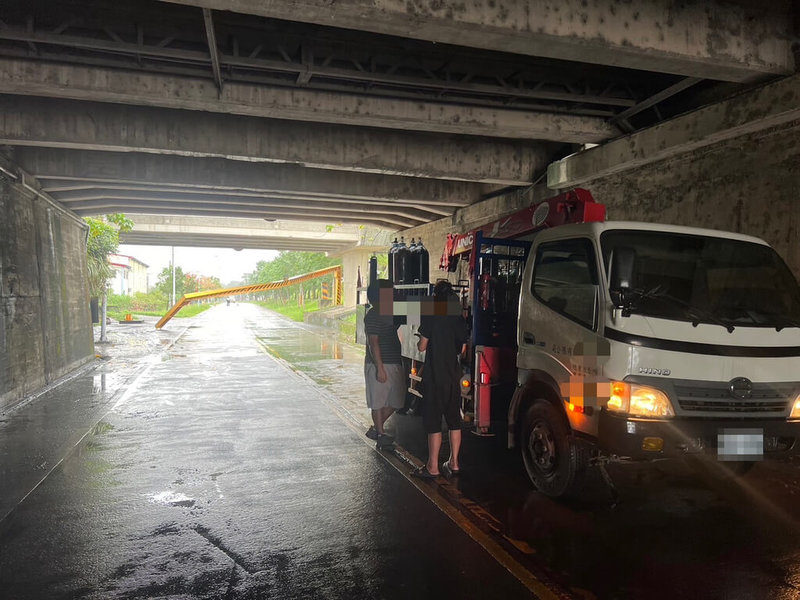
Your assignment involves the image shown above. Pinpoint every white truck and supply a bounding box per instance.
[510,216,800,497]
[362,189,800,498]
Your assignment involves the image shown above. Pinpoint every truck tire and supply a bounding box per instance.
[521,400,589,498]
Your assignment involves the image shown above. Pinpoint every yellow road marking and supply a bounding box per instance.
[257,331,580,600]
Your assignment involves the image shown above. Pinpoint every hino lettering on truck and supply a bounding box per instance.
[638,367,671,376]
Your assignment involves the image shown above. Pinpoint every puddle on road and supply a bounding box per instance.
[147,491,196,508]
[92,373,123,395]
[255,327,364,396]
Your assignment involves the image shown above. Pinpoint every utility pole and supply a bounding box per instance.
[99,284,109,343]
[171,246,176,306]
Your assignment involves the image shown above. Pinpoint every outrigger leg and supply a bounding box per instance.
[596,459,620,508]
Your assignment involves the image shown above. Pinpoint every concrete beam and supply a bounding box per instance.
[53,192,431,227]
[0,58,614,143]
[119,215,391,252]
[42,184,454,218]
[50,187,449,219]
[15,149,476,208]
[73,204,405,229]
[0,96,547,185]
[548,73,800,190]
[120,232,355,251]
[160,0,795,82]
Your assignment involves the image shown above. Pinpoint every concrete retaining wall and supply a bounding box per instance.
[0,173,94,411]
[403,121,800,282]
[587,122,800,279]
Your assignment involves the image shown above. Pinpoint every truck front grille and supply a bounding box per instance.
[675,383,794,415]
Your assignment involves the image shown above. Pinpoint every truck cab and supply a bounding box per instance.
[512,221,800,497]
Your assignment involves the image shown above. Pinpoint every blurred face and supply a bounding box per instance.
[379,287,394,314]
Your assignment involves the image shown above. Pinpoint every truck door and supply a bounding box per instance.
[517,237,607,434]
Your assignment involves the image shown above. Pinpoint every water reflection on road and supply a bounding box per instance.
[247,310,368,425]
[245,304,800,600]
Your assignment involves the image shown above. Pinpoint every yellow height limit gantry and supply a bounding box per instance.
[155,265,342,329]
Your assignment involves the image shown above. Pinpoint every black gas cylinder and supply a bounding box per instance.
[368,254,378,285]
[406,238,420,283]
[387,237,399,285]
[393,236,410,284]
[417,238,430,283]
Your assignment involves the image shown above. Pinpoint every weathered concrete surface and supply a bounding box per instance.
[0,58,615,143]
[0,96,549,185]
[406,107,800,284]
[15,148,478,209]
[400,72,800,283]
[158,0,796,82]
[0,170,94,411]
[548,73,800,191]
[543,72,800,279]
[585,121,800,281]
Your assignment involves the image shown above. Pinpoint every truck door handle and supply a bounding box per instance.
[523,332,535,345]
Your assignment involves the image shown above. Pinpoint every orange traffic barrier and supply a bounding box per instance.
[155,265,342,329]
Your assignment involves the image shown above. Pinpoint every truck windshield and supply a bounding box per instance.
[601,230,800,329]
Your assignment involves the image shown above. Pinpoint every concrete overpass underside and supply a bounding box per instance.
[1,0,799,408]
[0,0,796,241]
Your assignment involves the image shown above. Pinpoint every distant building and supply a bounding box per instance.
[108,254,149,295]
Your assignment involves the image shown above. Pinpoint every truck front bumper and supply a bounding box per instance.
[598,411,800,461]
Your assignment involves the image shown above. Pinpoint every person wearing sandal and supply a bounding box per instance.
[364,280,405,449]
[413,281,468,479]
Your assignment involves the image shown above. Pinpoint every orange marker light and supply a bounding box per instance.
[608,381,629,412]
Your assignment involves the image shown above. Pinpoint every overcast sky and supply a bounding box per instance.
[118,244,279,287]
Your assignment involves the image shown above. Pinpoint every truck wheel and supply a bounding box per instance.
[521,401,588,498]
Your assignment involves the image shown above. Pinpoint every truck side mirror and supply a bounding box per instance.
[609,247,636,310]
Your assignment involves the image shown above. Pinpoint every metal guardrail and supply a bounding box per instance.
[155,265,342,329]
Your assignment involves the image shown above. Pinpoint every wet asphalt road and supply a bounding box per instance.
[1,303,800,599]
[0,305,534,600]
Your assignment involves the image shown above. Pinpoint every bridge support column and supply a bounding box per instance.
[340,247,387,308]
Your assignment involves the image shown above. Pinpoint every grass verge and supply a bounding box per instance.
[107,303,213,321]
[254,299,321,322]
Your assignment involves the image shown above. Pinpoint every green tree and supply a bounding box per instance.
[84,214,133,341]
[184,273,222,293]
[156,269,222,306]
[84,214,134,296]
[156,266,186,299]
[245,251,340,284]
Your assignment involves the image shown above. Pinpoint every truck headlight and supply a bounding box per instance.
[790,395,800,420]
[607,381,675,418]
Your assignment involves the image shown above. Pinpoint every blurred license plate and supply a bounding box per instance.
[717,428,763,461]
